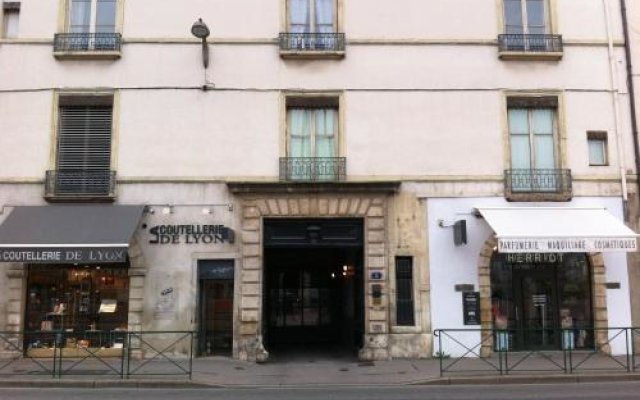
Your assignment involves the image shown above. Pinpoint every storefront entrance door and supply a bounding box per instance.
[198,260,234,356]
[513,265,558,350]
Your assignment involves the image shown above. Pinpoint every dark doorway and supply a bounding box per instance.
[263,219,364,358]
[490,253,594,351]
[198,260,234,356]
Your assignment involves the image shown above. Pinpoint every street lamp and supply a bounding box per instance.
[191,18,210,69]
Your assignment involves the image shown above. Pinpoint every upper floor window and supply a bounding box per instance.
[280,0,345,56]
[289,0,335,33]
[69,0,115,34]
[505,97,571,200]
[54,0,121,57]
[504,0,548,35]
[46,94,116,200]
[280,96,345,181]
[2,2,20,38]
[499,0,562,58]
[587,131,608,166]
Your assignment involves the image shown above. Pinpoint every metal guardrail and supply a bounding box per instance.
[279,157,346,182]
[504,168,572,198]
[54,33,122,52]
[498,34,563,53]
[0,330,194,379]
[279,32,345,52]
[45,170,116,198]
[434,327,639,377]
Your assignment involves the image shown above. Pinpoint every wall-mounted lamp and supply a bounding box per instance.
[438,219,467,246]
[191,18,210,69]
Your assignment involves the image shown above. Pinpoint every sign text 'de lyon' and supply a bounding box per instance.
[0,247,127,263]
[498,238,638,253]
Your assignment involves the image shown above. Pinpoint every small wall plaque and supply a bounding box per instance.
[455,284,475,292]
[605,282,621,289]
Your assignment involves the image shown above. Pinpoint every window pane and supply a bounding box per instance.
[395,257,414,326]
[588,139,606,165]
[3,10,19,38]
[526,0,546,34]
[289,0,310,32]
[511,136,531,169]
[531,109,553,135]
[534,135,555,168]
[70,0,91,32]
[508,109,529,135]
[288,108,312,158]
[315,0,334,33]
[96,0,116,33]
[315,109,336,157]
[504,0,523,33]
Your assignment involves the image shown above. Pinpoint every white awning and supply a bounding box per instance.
[476,207,639,253]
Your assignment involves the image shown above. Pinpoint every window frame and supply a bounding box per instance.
[395,256,415,327]
[587,131,609,166]
[58,0,123,34]
[502,0,552,35]
[285,0,339,33]
[1,2,20,39]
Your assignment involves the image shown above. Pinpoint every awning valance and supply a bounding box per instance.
[0,205,144,263]
[476,207,639,253]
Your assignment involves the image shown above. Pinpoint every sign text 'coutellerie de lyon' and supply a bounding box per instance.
[148,224,235,245]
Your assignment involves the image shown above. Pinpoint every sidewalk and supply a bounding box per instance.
[1,352,640,388]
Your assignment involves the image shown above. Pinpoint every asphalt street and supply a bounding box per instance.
[1,382,640,400]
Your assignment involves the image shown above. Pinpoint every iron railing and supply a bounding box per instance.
[434,327,638,377]
[498,34,563,53]
[504,169,572,199]
[279,157,346,182]
[45,170,116,198]
[0,330,194,379]
[54,33,122,52]
[279,32,345,52]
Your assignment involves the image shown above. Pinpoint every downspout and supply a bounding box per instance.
[620,0,640,215]
[603,0,629,217]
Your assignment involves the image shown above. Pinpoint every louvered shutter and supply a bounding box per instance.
[56,104,112,194]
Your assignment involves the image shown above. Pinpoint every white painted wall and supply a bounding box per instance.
[427,196,632,356]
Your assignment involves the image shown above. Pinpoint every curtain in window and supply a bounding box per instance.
[504,0,524,34]
[315,0,334,33]
[290,0,310,33]
[509,109,531,169]
[531,109,554,169]
[70,0,91,33]
[526,0,546,34]
[315,108,336,158]
[96,0,116,33]
[289,108,312,159]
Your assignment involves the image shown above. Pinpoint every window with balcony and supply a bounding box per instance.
[280,97,345,182]
[46,95,115,201]
[2,2,19,38]
[505,97,571,201]
[280,0,345,57]
[499,0,562,59]
[54,0,121,58]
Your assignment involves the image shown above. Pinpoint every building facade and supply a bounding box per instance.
[0,0,638,361]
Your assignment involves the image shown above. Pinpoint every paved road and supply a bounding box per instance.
[1,382,640,400]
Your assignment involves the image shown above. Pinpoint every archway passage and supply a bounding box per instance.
[263,219,364,359]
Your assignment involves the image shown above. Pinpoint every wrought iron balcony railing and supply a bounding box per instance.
[45,170,116,199]
[498,34,563,53]
[505,169,572,200]
[54,33,122,52]
[279,157,346,182]
[279,32,345,52]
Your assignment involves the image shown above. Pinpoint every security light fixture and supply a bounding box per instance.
[191,18,210,69]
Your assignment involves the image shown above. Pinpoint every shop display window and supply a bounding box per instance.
[25,264,129,356]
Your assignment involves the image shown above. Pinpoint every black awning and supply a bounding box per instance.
[0,205,144,264]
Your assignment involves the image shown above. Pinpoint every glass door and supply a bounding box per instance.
[513,265,559,350]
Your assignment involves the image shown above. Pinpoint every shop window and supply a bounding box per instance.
[281,96,344,181]
[2,2,19,38]
[46,94,115,200]
[395,257,415,326]
[25,264,129,355]
[587,131,608,166]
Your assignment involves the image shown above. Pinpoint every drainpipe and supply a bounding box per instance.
[603,0,629,217]
[620,0,640,217]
